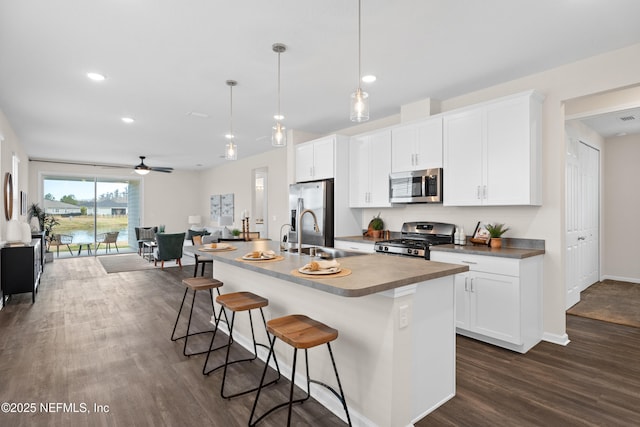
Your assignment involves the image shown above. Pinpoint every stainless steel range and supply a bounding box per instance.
[375,221,456,259]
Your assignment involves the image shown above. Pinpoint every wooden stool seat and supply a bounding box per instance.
[216,291,268,312]
[182,277,223,291]
[267,314,338,349]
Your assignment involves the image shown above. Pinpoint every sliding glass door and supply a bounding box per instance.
[42,175,140,256]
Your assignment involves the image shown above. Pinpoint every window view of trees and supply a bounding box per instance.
[42,178,132,256]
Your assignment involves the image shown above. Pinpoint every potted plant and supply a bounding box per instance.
[28,203,45,231]
[29,203,60,262]
[485,223,509,248]
[367,213,384,239]
[232,228,241,238]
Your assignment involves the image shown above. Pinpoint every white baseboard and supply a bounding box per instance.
[600,274,640,284]
[542,331,570,346]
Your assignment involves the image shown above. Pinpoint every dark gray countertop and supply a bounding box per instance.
[336,235,545,259]
[430,242,545,259]
[189,241,468,297]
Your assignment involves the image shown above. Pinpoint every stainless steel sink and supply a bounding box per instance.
[288,246,364,258]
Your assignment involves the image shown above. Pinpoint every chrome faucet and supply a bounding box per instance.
[279,223,292,252]
[297,209,320,255]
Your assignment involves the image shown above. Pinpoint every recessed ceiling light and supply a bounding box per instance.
[273,114,285,121]
[362,75,376,83]
[616,132,628,137]
[225,133,234,140]
[87,72,106,81]
[121,117,135,124]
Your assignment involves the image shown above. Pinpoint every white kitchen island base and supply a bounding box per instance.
[211,261,456,427]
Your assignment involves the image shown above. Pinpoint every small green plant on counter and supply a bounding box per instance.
[369,212,384,231]
[485,223,510,238]
[232,228,241,237]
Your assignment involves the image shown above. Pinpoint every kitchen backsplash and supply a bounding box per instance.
[360,204,541,240]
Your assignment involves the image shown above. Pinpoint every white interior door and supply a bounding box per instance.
[566,138,600,309]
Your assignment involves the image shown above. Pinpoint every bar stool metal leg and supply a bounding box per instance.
[171,279,224,357]
[202,292,281,400]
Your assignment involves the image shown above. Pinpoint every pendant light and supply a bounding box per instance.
[272,43,287,147]
[350,0,369,122]
[224,80,238,160]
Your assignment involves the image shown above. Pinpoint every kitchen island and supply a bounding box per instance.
[197,241,467,426]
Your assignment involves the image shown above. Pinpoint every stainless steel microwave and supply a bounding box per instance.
[389,168,443,203]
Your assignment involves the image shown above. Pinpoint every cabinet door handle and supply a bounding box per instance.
[464,277,469,292]
[469,278,474,292]
[477,186,481,199]
[415,153,419,165]
[483,185,487,200]
[461,260,477,264]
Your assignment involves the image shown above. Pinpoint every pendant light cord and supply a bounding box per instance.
[277,50,281,117]
[357,0,362,89]
[229,83,234,137]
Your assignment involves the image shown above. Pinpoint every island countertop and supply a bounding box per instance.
[192,241,468,297]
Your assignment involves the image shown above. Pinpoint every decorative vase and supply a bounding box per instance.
[489,238,502,249]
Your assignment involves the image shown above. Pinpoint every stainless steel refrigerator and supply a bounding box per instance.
[288,179,334,247]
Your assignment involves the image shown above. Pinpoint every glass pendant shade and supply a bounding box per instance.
[350,0,369,122]
[350,87,369,122]
[225,141,237,160]
[223,80,238,160]
[272,122,286,147]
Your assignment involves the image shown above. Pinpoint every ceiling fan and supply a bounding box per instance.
[134,156,173,175]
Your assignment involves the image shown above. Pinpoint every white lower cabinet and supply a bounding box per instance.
[431,251,543,353]
[334,240,375,253]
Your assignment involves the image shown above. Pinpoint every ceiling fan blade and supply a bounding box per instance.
[133,156,173,173]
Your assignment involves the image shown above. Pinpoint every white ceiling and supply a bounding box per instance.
[1,0,640,172]
[579,107,640,138]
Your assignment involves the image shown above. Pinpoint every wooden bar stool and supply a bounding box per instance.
[171,277,227,357]
[203,291,281,399]
[249,314,352,426]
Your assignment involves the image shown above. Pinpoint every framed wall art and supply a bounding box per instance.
[210,194,221,221]
[221,193,234,219]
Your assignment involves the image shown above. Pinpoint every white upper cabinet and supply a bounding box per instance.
[295,135,335,182]
[349,129,392,208]
[391,116,443,172]
[443,90,544,206]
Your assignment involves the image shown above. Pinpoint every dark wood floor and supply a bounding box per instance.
[0,257,345,426]
[1,257,639,426]
[417,316,640,427]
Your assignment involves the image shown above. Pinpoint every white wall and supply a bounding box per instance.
[197,147,289,241]
[602,133,640,283]
[0,110,30,240]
